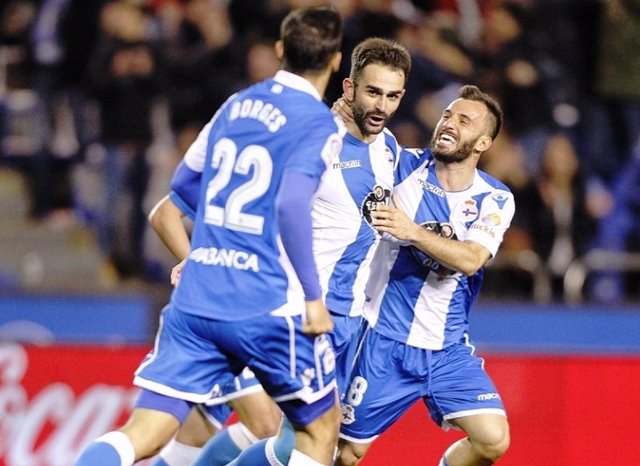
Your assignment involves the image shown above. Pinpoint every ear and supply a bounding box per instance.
[274,40,284,62]
[342,77,355,102]
[475,135,493,153]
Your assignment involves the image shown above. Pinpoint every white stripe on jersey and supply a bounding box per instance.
[312,129,401,317]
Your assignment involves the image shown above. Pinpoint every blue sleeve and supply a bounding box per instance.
[170,160,201,219]
[169,191,196,220]
[276,170,321,300]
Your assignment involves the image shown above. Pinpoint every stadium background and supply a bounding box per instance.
[1,0,640,464]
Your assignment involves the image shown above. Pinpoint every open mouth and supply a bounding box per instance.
[436,132,456,148]
[366,114,386,128]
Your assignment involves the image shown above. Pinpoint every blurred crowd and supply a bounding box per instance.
[1,0,639,303]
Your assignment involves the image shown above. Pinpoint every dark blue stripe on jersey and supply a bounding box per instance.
[383,131,400,168]
[170,161,200,217]
[423,163,452,219]
[396,148,426,185]
[170,191,196,221]
[376,248,429,339]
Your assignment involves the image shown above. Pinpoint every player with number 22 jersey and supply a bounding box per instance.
[135,70,345,410]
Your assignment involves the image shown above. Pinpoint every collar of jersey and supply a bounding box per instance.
[274,70,322,102]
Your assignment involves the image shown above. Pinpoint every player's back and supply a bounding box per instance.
[173,71,344,321]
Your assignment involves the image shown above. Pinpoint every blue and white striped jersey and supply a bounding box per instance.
[364,149,515,349]
[171,70,345,321]
[312,130,403,317]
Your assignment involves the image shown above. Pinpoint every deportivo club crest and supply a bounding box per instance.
[362,185,391,226]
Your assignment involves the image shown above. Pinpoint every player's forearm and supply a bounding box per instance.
[372,205,489,275]
[407,228,487,276]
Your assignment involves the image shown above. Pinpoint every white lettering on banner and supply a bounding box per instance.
[0,344,140,466]
[0,344,29,462]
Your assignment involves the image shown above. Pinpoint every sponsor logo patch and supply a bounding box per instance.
[333,160,361,170]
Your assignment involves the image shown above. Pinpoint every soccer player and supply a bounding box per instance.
[150,36,414,466]
[216,36,413,466]
[146,192,282,466]
[73,6,345,466]
[336,85,513,466]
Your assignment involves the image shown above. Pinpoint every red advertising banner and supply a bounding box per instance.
[2,344,639,466]
[362,354,640,466]
[0,344,148,466]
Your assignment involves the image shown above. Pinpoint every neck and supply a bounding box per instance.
[297,68,332,100]
[344,121,376,143]
[434,159,477,192]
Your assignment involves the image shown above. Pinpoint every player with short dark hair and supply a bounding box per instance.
[213,36,413,466]
[149,35,414,466]
[74,6,345,466]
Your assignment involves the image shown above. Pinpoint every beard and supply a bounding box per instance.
[352,101,392,138]
[430,134,478,164]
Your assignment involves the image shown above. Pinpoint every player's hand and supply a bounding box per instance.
[171,259,187,287]
[331,94,354,123]
[370,202,420,242]
[302,299,334,336]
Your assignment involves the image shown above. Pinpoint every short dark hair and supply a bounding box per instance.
[349,37,412,85]
[280,6,343,74]
[458,85,503,139]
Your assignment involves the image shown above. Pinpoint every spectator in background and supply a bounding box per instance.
[157,0,242,157]
[536,132,595,294]
[28,0,81,224]
[588,140,640,303]
[87,0,162,282]
[397,5,476,147]
[0,1,43,209]
[583,0,640,302]
[481,131,595,299]
[243,38,280,85]
[326,0,406,102]
[538,135,592,261]
[474,1,575,177]
[1,0,108,233]
[2,0,106,226]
